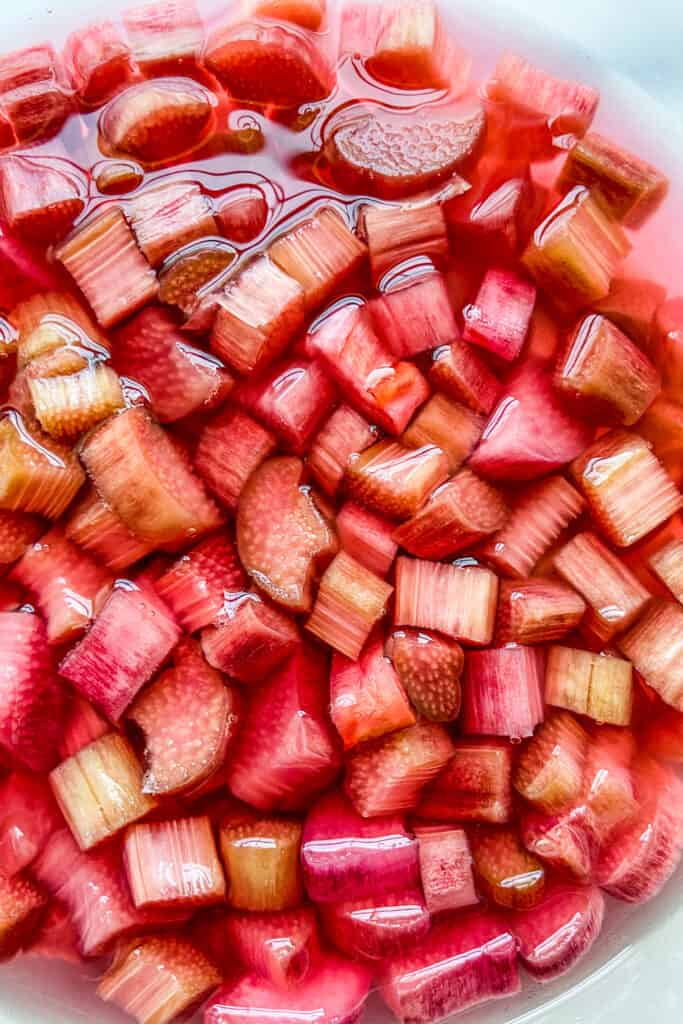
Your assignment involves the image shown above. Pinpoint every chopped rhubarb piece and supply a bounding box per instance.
[57,207,158,328]
[402,393,484,473]
[345,440,448,520]
[99,934,221,1024]
[463,268,536,362]
[128,657,238,795]
[395,469,508,559]
[520,808,592,880]
[463,646,544,739]
[522,187,630,310]
[63,20,133,107]
[416,826,477,913]
[651,296,683,395]
[128,180,216,268]
[638,395,683,486]
[545,645,633,725]
[269,206,366,311]
[0,872,47,962]
[228,645,342,812]
[0,611,63,772]
[301,789,419,902]
[196,406,276,512]
[205,954,372,1024]
[224,906,319,987]
[124,816,225,908]
[95,160,144,194]
[158,238,236,314]
[513,710,588,813]
[330,630,415,748]
[220,817,302,911]
[123,0,204,69]
[211,257,305,375]
[581,726,637,842]
[371,273,458,358]
[394,557,499,646]
[59,583,181,721]
[429,338,501,415]
[0,772,61,878]
[306,550,393,659]
[649,538,683,601]
[216,186,269,244]
[0,155,85,244]
[386,628,463,722]
[0,411,85,518]
[496,578,586,645]
[309,407,376,498]
[322,889,430,961]
[0,509,42,567]
[99,77,217,165]
[26,353,125,442]
[237,456,336,613]
[558,132,668,228]
[201,593,299,683]
[570,430,682,547]
[11,527,112,644]
[619,600,683,711]
[511,882,605,981]
[50,732,157,850]
[336,501,398,577]
[237,357,336,454]
[379,908,519,1023]
[59,695,109,760]
[594,276,666,348]
[345,720,454,817]
[205,20,333,105]
[11,290,109,368]
[65,488,153,571]
[468,358,593,481]
[446,161,543,259]
[154,532,246,632]
[326,100,484,199]
[488,53,598,139]
[471,827,545,909]
[362,200,449,285]
[0,45,71,146]
[81,407,223,548]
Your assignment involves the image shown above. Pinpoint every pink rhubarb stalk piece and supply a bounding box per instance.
[513,710,588,813]
[63,19,133,107]
[65,488,153,572]
[416,826,478,913]
[321,889,430,961]
[0,154,85,245]
[195,406,276,513]
[520,809,593,881]
[463,267,536,362]
[417,739,513,824]
[580,726,637,844]
[0,772,61,878]
[429,337,501,415]
[394,556,499,646]
[0,45,72,147]
[545,645,633,726]
[123,0,205,69]
[386,628,464,722]
[402,393,485,474]
[511,882,605,981]
[216,185,268,243]
[124,816,226,909]
[131,179,217,267]
[201,592,300,684]
[336,501,398,577]
[223,907,319,988]
[345,440,449,520]
[463,645,545,739]
[488,53,598,140]
[308,406,376,498]
[153,531,247,633]
[306,551,393,659]
[361,199,449,285]
[618,599,683,711]
[220,816,303,912]
[370,272,458,358]
[496,578,586,645]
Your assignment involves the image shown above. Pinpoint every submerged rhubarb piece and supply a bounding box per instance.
[0,155,85,244]
[0,872,47,962]
[248,0,326,30]
[402,394,484,473]
[520,809,593,880]
[336,502,398,577]
[123,0,205,68]
[649,538,683,601]
[417,739,513,824]
[651,297,683,395]
[24,351,125,442]
[237,357,336,454]
[58,695,109,760]
[513,710,588,813]
[496,578,586,645]
[463,646,544,739]
[308,407,376,498]
[386,629,463,722]
[0,510,42,568]
[619,600,683,711]
[545,645,633,725]
[65,489,153,571]
[27,899,81,964]
[345,720,454,818]
[416,826,477,913]
[394,557,499,646]
[346,440,448,520]
[642,705,683,763]
[371,273,458,359]
[128,180,216,268]
[0,411,85,518]
[638,396,683,487]
[59,583,181,721]
[196,407,276,513]
[362,200,449,285]
[429,339,501,416]
[306,550,393,658]
[322,889,430,961]
[154,532,246,632]
[11,289,109,367]
[463,267,536,362]
[511,883,605,981]
[63,20,133,107]
[0,772,61,878]
[471,827,545,909]
[158,238,236,314]
[488,53,598,139]
[124,816,225,909]
[0,45,71,146]
[558,131,668,228]
[220,816,302,911]
[201,592,299,683]
[216,186,268,243]
[580,726,637,843]
[223,906,319,988]
[594,276,666,348]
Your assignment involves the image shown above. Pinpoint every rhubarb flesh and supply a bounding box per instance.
[463,645,545,739]
[124,816,226,908]
[511,883,605,981]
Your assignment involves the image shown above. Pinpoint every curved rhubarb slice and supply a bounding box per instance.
[429,339,501,416]
[220,816,302,911]
[346,440,449,520]
[416,826,478,913]
[0,509,42,567]
[124,816,226,909]
[196,406,276,513]
[0,154,85,244]
[63,19,133,106]
[496,578,586,646]
[65,488,153,571]
[0,411,85,518]
[224,907,319,988]
[322,889,430,961]
[386,629,464,722]
[511,883,605,981]
[0,872,47,962]
[237,456,337,613]
[216,186,269,243]
[402,394,484,474]
[0,772,61,878]
[58,695,109,760]
[417,739,513,824]
[463,646,544,740]
[154,532,247,633]
[513,710,588,813]
[471,827,546,909]
[81,407,223,549]
[302,789,419,903]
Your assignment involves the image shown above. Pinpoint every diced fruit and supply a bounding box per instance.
[418,739,513,823]
[649,538,683,601]
[128,180,216,268]
[336,501,398,576]
[237,357,336,454]
[545,645,633,726]
[345,440,448,520]
[227,645,342,812]
[63,20,133,106]
[463,268,536,362]
[471,827,545,909]
[638,396,683,486]
[216,186,269,243]
[58,695,109,760]
[269,206,366,311]
[59,583,181,721]
[511,882,605,981]
[0,45,71,146]
[123,0,205,69]
[362,200,449,285]
[99,77,217,165]
[463,646,545,739]
[301,789,419,902]
[371,273,457,358]
[11,290,109,368]
[220,817,302,911]
[496,578,586,645]
[394,557,499,646]
[386,629,463,722]
[619,600,683,711]
[468,358,593,480]
[594,276,666,348]
[224,906,319,988]
[153,532,246,632]
[306,550,392,658]
[558,132,668,227]
[402,393,484,473]
[0,872,47,962]
[201,593,300,684]
[56,207,158,328]
[446,161,543,259]
[98,934,221,1024]
[429,338,501,415]
[520,809,593,880]
[322,889,430,961]
[488,53,598,139]
[124,816,226,908]
[0,772,61,878]
[50,732,157,850]
[0,509,42,568]
[65,488,153,571]
[195,405,277,512]
[581,726,637,842]
[416,826,477,913]
[0,411,85,518]
[158,239,236,314]
[344,720,454,817]
[26,353,125,442]
[513,710,588,813]
[571,430,682,547]
[0,155,85,244]
[357,0,460,90]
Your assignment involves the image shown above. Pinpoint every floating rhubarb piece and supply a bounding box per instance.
[446,161,543,259]
[57,207,158,328]
[50,732,157,850]
[520,809,593,880]
[224,906,319,988]
[330,630,415,748]
[196,406,276,512]
[25,351,125,442]
[81,407,223,548]
[619,600,683,711]
[418,739,513,823]
[336,501,397,577]
[638,395,683,487]
[651,296,683,395]
[463,267,536,362]
[429,338,501,415]
[0,155,85,244]
[128,658,238,795]
[553,532,651,642]
[416,826,477,913]
[158,238,236,314]
[11,290,109,368]
[100,77,217,164]
[649,538,683,601]
[65,488,153,571]
[0,772,61,878]
[488,53,598,140]
[463,646,545,739]
[572,430,682,547]
[11,527,112,644]
[545,645,633,726]
[471,827,545,909]
[269,206,366,311]
[309,408,376,500]
[522,187,630,310]
[386,629,463,722]
[513,710,588,813]
[128,180,216,267]
[228,645,342,812]
[322,889,430,961]
[0,411,85,518]
[123,0,205,69]
[58,695,109,760]
[496,578,586,645]
[346,440,448,520]
[379,908,519,1023]
[306,550,393,659]
[99,933,221,1024]
[0,45,71,146]
[511,882,605,981]
[371,273,458,358]
[124,816,226,908]
[27,899,81,964]
[63,20,133,106]
[468,358,593,481]
[237,357,336,454]
[362,200,449,285]
[0,872,47,962]
[301,789,419,902]
[394,557,499,646]
[345,720,454,817]
[581,726,637,842]
[356,0,463,90]
[0,509,42,567]
[216,186,269,244]
[220,817,302,911]
[153,532,246,632]
[205,20,333,105]
[201,593,299,684]
[59,583,181,721]
[558,132,668,228]
[394,469,508,559]
[402,394,484,473]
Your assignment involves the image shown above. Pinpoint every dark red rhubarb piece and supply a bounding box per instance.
[321,889,430,961]
[496,578,586,645]
[463,646,545,739]
[196,406,276,513]
[154,531,247,632]
[0,155,85,244]
[511,883,605,981]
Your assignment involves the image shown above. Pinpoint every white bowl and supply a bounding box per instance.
[0,0,682,1021]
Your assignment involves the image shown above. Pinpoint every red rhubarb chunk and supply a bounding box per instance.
[124,816,226,909]
[488,53,598,140]
[222,906,319,988]
[63,20,133,107]
[463,267,536,362]
[471,827,546,910]
[0,509,42,568]
[496,578,586,646]
[394,557,499,646]
[154,531,246,632]
[322,889,430,961]
[619,600,683,711]
[511,882,605,981]
[417,739,513,824]
[370,272,458,358]
[123,0,205,69]
[305,550,393,659]
[463,645,545,739]
[336,501,398,577]
[308,406,377,498]
[196,406,276,513]
[0,155,85,245]
[201,592,300,684]
[345,440,448,520]
[128,179,217,268]
[0,45,72,146]
[429,338,501,415]
[65,488,153,572]
[362,199,449,286]
[58,695,109,760]
[216,186,269,244]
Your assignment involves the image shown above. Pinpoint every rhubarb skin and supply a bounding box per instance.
[463,646,545,740]
[417,739,514,824]
[511,882,605,981]
[618,600,683,711]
